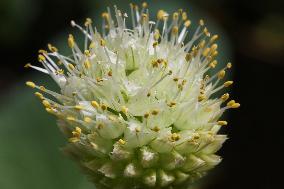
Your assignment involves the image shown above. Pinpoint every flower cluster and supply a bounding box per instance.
[26,3,239,189]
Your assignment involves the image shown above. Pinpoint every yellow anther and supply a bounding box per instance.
[151,109,159,115]
[84,50,91,57]
[100,39,106,46]
[231,103,240,108]
[91,101,99,109]
[142,13,148,21]
[157,10,165,20]
[142,2,148,8]
[221,93,230,101]
[70,129,81,141]
[162,59,168,67]
[204,74,210,81]
[39,86,46,92]
[56,69,64,75]
[206,56,213,62]
[68,63,75,70]
[224,81,233,87]
[84,60,91,69]
[212,50,218,57]
[47,43,58,52]
[38,54,46,62]
[191,46,198,56]
[135,127,141,132]
[198,94,206,102]
[203,27,210,37]
[151,126,160,132]
[184,19,191,28]
[173,12,179,20]
[209,60,217,68]
[42,100,51,108]
[154,29,160,40]
[182,12,187,20]
[170,133,181,141]
[168,101,176,107]
[84,117,92,123]
[178,84,183,90]
[153,41,158,48]
[218,70,226,79]
[26,81,35,88]
[217,121,228,126]
[24,63,31,68]
[67,116,76,121]
[74,105,84,110]
[121,106,128,114]
[185,53,192,62]
[107,70,112,77]
[227,62,232,69]
[118,139,126,145]
[84,18,92,27]
[35,92,44,99]
[151,60,158,68]
[173,77,179,82]
[45,108,53,114]
[101,12,109,19]
[101,103,107,111]
[182,79,187,85]
[172,26,179,35]
[212,60,218,65]
[69,137,80,143]
[38,49,47,54]
[68,34,75,48]
[73,127,81,136]
[227,100,236,107]
[144,112,150,119]
[156,58,164,65]
[210,35,219,43]
[97,123,104,129]
[202,48,210,57]
[210,44,218,52]
[199,19,205,26]
[193,133,200,140]
[96,77,103,82]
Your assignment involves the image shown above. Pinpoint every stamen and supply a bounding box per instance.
[224,81,233,87]
[118,139,126,145]
[217,121,227,126]
[68,34,75,48]
[26,81,36,88]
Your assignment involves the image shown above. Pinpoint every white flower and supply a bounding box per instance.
[26,2,240,189]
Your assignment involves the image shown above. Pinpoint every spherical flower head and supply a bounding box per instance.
[26,3,240,189]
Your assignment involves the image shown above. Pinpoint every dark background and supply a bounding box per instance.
[0,0,283,188]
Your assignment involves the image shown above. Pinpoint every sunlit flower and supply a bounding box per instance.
[26,3,239,189]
